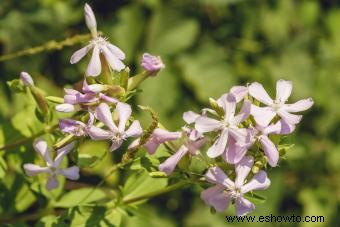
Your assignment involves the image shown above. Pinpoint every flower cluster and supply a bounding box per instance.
[18,2,314,218]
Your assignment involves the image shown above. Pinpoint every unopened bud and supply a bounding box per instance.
[141,53,165,76]
[20,72,34,86]
[56,103,75,113]
[84,3,97,37]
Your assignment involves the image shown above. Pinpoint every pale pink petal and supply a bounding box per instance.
[159,145,188,175]
[82,79,104,93]
[153,128,181,143]
[201,185,231,212]
[249,82,273,105]
[96,103,118,132]
[241,170,271,194]
[107,43,125,60]
[207,129,229,158]
[259,136,279,167]
[188,138,206,155]
[101,46,125,71]
[144,141,159,155]
[219,93,236,121]
[235,197,255,216]
[195,116,221,133]
[223,139,249,164]
[235,156,254,188]
[99,94,119,104]
[60,166,80,180]
[276,80,292,102]
[110,139,123,152]
[116,102,132,132]
[33,139,53,165]
[263,120,295,135]
[283,98,314,112]
[86,46,101,77]
[56,104,75,113]
[183,111,200,124]
[87,126,112,140]
[204,166,234,190]
[125,120,143,138]
[230,86,248,103]
[277,110,302,125]
[54,142,75,167]
[229,128,248,146]
[23,164,49,176]
[70,45,91,64]
[251,105,276,126]
[46,176,59,190]
[232,101,251,126]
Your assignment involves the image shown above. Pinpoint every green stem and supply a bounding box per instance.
[0,34,91,62]
[0,125,58,151]
[122,181,190,204]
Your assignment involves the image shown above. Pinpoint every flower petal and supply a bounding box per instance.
[107,43,125,60]
[99,94,119,104]
[233,100,251,125]
[229,128,248,146]
[54,142,75,167]
[96,103,118,132]
[195,116,221,133]
[249,82,273,105]
[125,120,143,138]
[70,45,91,64]
[87,126,113,140]
[101,45,125,71]
[23,164,49,176]
[204,166,234,190]
[159,145,188,175]
[251,105,276,127]
[60,166,80,180]
[219,93,236,121]
[235,156,254,188]
[276,79,292,102]
[283,98,314,112]
[230,86,248,103]
[84,3,97,35]
[259,136,279,167]
[116,102,132,132]
[263,120,295,135]
[223,138,249,164]
[241,170,271,194]
[59,119,86,136]
[86,46,101,77]
[33,139,53,165]
[278,110,302,125]
[201,185,231,212]
[183,111,200,124]
[207,129,229,158]
[46,176,59,190]
[235,197,255,216]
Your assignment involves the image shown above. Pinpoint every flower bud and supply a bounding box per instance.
[141,53,165,76]
[84,3,97,37]
[56,103,75,113]
[20,72,34,86]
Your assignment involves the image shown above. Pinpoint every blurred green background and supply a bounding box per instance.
[0,0,339,226]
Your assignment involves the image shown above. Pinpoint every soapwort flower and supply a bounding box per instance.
[194,93,251,158]
[23,139,79,190]
[249,80,314,126]
[70,3,125,76]
[141,53,165,75]
[201,156,270,216]
[88,103,142,151]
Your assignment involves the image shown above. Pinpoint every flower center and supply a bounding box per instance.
[230,188,242,199]
[90,36,109,47]
[271,99,282,111]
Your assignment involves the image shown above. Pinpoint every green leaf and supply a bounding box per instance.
[123,170,168,203]
[53,188,108,208]
[0,156,7,179]
[77,154,99,168]
[7,79,25,93]
[244,192,266,205]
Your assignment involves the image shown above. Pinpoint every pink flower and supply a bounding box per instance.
[70,4,125,76]
[59,113,94,137]
[194,93,251,158]
[249,80,313,126]
[159,127,206,175]
[56,80,118,113]
[141,53,165,75]
[201,156,270,216]
[23,139,79,190]
[88,103,142,151]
